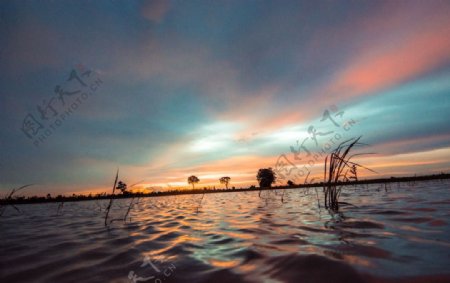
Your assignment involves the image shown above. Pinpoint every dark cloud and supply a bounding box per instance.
[1,0,449,193]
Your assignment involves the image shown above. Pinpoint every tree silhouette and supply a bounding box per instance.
[219,176,231,189]
[116,181,128,194]
[257,168,276,188]
[287,180,295,187]
[188,175,200,190]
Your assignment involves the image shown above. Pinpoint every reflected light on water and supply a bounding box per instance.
[1,182,450,282]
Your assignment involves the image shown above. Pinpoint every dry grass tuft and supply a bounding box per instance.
[323,136,375,211]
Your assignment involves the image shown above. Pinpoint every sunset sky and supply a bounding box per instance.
[1,0,449,196]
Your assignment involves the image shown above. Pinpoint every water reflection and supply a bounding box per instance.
[1,181,450,282]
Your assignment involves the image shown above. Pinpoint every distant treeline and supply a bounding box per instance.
[2,173,449,206]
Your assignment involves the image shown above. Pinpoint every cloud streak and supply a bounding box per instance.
[1,1,449,195]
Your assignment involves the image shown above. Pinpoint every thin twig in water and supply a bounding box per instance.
[105,169,119,226]
[56,201,64,215]
[123,197,140,222]
[280,188,286,203]
[304,171,311,184]
[0,184,33,217]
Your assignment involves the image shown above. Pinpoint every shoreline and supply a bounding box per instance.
[2,173,449,206]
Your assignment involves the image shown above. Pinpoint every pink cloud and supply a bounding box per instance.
[141,0,171,23]
[369,134,450,156]
[2,19,62,74]
[324,2,450,99]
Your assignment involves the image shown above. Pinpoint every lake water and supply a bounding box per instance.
[1,181,450,283]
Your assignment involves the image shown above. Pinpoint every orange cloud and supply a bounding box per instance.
[148,154,274,187]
